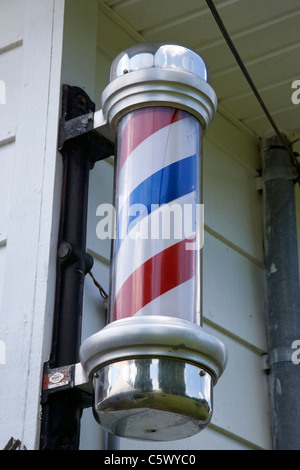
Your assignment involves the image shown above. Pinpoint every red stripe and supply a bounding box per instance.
[118,107,189,170]
[114,237,196,320]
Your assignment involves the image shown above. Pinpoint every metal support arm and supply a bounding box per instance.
[39,85,114,450]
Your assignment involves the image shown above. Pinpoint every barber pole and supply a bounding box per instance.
[80,42,227,441]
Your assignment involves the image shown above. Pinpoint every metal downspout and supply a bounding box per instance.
[261,134,300,450]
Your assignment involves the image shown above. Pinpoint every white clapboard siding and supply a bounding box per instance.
[0,0,25,51]
[0,0,65,450]
[82,256,110,341]
[0,0,25,382]
[61,0,99,100]
[203,232,267,352]
[83,159,114,341]
[204,113,264,270]
[0,0,25,251]
[205,325,271,448]
[0,246,6,317]
[86,159,114,265]
[0,2,26,420]
[0,141,15,244]
[0,45,23,144]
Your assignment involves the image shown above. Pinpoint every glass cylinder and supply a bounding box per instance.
[108,105,203,325]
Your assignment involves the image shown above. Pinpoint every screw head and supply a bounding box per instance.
[58,242,72,259]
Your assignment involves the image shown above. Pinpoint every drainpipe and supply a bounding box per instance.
[261,134,300,450]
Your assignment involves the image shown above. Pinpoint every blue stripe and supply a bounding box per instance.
[117,154,197,248]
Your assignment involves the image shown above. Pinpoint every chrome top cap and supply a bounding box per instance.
[110,42,209,82]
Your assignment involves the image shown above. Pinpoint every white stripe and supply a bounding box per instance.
[114,191,198,297]
[117,116,199,215]
[133,277,197,322]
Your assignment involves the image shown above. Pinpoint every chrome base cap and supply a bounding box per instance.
[80,316,227,441]
[80,316,227,384]
[93,358,212,441]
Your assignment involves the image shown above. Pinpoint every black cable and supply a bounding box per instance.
[205,0,299,172]
[88,270,108,300]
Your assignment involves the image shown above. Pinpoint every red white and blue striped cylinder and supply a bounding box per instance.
[108,106,202,325]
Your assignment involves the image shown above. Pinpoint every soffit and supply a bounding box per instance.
[98,0,300,146]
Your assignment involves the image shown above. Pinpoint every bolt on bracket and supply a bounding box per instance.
[58,84,115,160]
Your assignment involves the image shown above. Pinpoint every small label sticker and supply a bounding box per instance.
[44,368,70,390]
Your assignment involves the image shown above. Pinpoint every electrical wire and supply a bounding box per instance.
[88,270,108,300]
[205,0,300,174]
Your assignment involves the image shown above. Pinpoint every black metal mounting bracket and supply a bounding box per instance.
[58,84,115,162]
[39,85,115,450]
